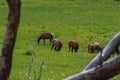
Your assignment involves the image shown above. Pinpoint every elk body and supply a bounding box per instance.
[37,32,54,44]
[51,39,63,51]
[68,40,79,53]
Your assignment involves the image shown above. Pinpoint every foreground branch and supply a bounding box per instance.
[65,55,120,80]
[84,32,120,70]
[64,32,120,80]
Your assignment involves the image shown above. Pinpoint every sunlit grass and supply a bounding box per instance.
[0,0,120,79]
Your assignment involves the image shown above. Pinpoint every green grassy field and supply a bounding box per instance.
[0,0,120,80]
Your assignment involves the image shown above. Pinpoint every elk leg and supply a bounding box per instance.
[72,47,74,53]
[51,45,54,50]
[43,39,45,45]
[54,46,57,51]
[49,39,51,44]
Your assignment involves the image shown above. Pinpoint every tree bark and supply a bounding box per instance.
[64,32,120,80]
[84,32,120,70]
[0,0,21,80]
[64,55,120,80]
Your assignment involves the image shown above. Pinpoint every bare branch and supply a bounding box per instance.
[64,32,120,80]
[64,55,120,80]
[37,61,44,80]
[28,44,34,80]
[84,32,120,70]
[34,70,37,80]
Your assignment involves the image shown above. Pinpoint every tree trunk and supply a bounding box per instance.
[0,0,21,80]
[64,32,120,80]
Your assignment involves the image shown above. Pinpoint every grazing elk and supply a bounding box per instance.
[88,42,102,53]
[88,44,95,53]
[68,40,79,53]
[94,42,101,52]
[51,39,63,51]
[37,32,54,44]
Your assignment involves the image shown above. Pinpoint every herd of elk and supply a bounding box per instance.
[37,32,120,55]
[37,32,79,53]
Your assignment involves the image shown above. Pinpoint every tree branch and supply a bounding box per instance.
[84,32,120,70]
[28,44,34,80]
[37,61,44,80]
[64,55,120,80]
[64,32,120,80]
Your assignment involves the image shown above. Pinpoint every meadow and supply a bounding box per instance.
[0,0,120,80]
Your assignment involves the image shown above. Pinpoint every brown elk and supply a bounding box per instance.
[94,42,101,52]
[51,39,63,51]
[37,32,54,44]
[68,40,79,53]
[88,42,102,53]
[88,44,95,53]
